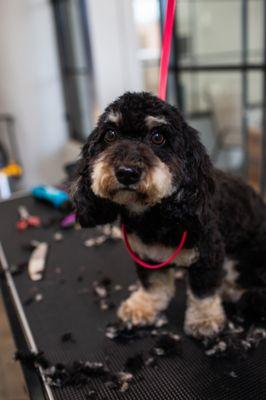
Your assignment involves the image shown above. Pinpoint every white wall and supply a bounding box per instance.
[87,0,143,113]
[0,0,68,188]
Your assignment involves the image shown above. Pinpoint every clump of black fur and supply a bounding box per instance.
[124,353,144,373]
[150,332,181,357]
[105,322,155,343]
[45,361,109,387]
[93,277,116,311]
[61,332,76,343]
[204,322,266,358]
[14,350,50,369]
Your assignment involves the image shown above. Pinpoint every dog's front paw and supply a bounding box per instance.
[184,313,226,339]
[117,289,158,326]
[184,293,226,339]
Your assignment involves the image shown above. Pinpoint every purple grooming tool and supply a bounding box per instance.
[60,212,76,229]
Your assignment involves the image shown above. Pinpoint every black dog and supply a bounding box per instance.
[72,92,266,338]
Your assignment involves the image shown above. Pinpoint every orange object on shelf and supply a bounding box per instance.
[0,162,22,177]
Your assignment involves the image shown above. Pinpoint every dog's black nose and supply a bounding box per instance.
[115,166,141,186]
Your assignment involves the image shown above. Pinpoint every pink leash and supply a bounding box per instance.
[122,225,188,270]
[122,0,188,270]
[158,0,176,100]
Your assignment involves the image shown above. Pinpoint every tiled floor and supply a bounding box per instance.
[0,294,29,400]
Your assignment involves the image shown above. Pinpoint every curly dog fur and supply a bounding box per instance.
[72,92,266,338]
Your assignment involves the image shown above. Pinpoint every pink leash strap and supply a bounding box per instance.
[122,224,188,270]
[122,0,187,269]
[158,0,176,100]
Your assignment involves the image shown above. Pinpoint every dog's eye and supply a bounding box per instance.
[150,131,165,145]
[104,130,117,143]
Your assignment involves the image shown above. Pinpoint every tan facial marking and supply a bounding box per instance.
[106,110,122,125]
[117,270,175,326]
[129,158,174,209]
[145,115,167,129]
[147,160,173,199]
[90,153,174,211]
[91,155,117,198]
[184,290,226,338]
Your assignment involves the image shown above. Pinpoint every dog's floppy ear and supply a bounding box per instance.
[184,123,214,191]
[180,122,215,217]
[70,130,119,228]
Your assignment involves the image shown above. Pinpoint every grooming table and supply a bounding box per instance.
[0,194,265,400]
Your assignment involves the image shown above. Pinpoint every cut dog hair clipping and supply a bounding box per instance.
[14,350,50,369]
[150,332,181,357]
[60,332,76,343]
[203,321,266,358]
[28,241,48,281]
[84,224,122,248]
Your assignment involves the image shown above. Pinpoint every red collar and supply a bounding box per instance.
[121,224,188,270]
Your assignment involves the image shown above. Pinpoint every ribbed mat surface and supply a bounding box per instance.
[0,195,265,400]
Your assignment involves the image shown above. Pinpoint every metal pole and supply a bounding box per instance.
[169,63,264,72]
[158,0,165,36]
[241,0,249,178]
[260,0,266,197]
[189,0,200,113]
[171,0,182,110]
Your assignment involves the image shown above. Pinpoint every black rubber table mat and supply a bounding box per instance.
[0,195,266,400]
